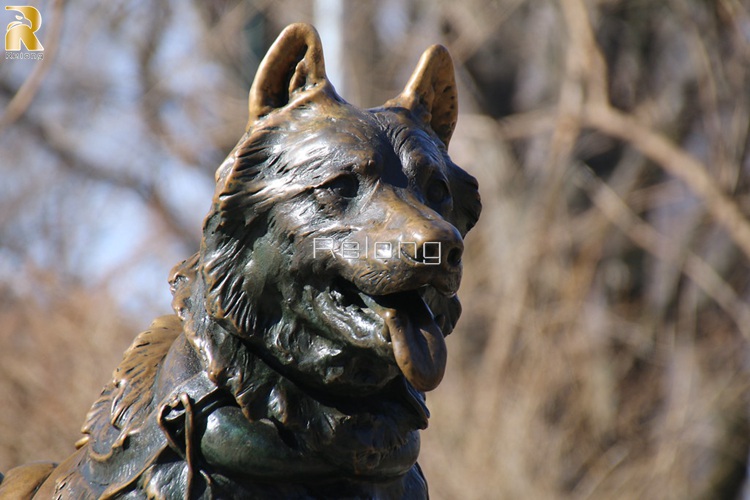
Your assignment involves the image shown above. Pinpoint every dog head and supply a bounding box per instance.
[181,24,480,401]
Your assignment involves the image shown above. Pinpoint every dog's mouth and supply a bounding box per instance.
[362,290,447,392]
[320,279,447,392]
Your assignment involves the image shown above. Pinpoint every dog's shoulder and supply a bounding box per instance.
[80,314,182,455]
[0,461,56,499]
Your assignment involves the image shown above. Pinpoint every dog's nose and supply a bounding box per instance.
[404,219,464,270]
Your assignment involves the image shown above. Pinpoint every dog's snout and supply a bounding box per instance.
[406,221,463,270]
[342,186,466,296]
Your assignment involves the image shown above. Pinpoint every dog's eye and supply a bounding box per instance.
[426,178,451,205]
[325,174,359,198]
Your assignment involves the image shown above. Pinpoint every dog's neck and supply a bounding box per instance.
[166,254,427,478]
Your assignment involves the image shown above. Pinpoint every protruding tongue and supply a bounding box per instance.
[370,292,447,392]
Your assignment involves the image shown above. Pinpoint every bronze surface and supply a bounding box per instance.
[0,23,480,499]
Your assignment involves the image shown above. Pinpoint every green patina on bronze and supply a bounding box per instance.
[0,23,481,499]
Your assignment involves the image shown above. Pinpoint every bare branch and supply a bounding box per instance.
[575,165,750,339]
[1,86,201,249]
[558,0,750,261]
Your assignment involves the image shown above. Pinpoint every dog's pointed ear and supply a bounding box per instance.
[247,23,330,127]
[387,45,458,147]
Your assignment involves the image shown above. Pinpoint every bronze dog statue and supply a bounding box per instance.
[0,23,480,499]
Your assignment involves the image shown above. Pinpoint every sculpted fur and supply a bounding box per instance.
[0,23,480,499]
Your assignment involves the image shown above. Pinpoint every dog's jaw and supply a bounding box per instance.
[303,273,450,392]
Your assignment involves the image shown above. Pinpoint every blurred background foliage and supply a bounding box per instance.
[1,0,750,498]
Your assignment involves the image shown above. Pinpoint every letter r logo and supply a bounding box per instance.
[5,6,44,52]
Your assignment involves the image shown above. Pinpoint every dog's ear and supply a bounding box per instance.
[247,23,331,126]
[387,45,458,147]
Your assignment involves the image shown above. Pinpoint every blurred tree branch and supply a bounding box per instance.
[558,0,750,261]
[575,165,750,339]
[0,80,199,248]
